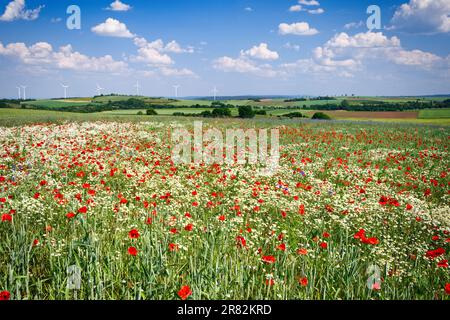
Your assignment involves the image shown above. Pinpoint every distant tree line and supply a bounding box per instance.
[13,97,450,114]
[173,108,232,118]
[302,99,450,112]
[0,99,34,108]
[284,96,335,102]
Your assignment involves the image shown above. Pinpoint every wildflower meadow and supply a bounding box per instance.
[0,119,449,300]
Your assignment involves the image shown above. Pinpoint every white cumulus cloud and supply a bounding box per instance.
[279,22,319,36]
[0,41,128,73]
[298,0,320,6]
[0,0,43,22]
[130,37,196,77]
[308,8,324,14]
[91,18,135,38]
[241,43,279,61]
[289,5,303,12]
[391,0,450,33]
[107,0,132,12]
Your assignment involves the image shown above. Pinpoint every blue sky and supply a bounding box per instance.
[0,0,449,98]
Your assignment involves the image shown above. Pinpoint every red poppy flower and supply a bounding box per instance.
[298,204,305,215]
[379,196,388,206]
[277,243,286,251]
[319,242,328,249]
[78,206,87,214]
[218,215,226,221]
[1,214,12,222]
[265,279,275,286]
[236,236,246,247]
[354,229,366,240]
[66,212,76,219]
[355,229,379,245]
[297,248,308,255]
[146,217,152,225]
[445,283,450,295]
[299,277,308,287]
[128,246,138,256]
[363,237,379,245]
[389,199,400,207]
[184,224,193,231]
[406,204,413,210]
[129,229,140,239]
[33,239,39,247]
[426,247,445,259]
[0,290,10,300]
[178,285,192,300]
[437,260,448,268]
[262,255,276,264]
[323,232,330,238]
[169,243,179,251]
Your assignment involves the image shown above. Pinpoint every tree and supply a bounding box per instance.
[146,109,157,115]
[340,100,350,109]
[312,112,331,120]
[200,110,212,117]
[212,108,231,117]
[284,112,304,118]
[238,105,255,118]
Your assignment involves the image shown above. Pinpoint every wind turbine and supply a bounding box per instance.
[173,85,180,99]
[16,86,21,100]
[134,81,141,96]
[212,86,218,101]
[20,85,27,100]
[61,84,69,99]
[96,84,104,96]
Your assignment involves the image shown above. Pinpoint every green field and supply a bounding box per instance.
[2,95,449,127]
[418,108,450,119]
[24,99,94,108]
[1,108,450,127]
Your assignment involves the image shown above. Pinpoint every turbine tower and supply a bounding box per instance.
[134,81,141,96]
[20,85,27,100]
[61,84,69,99]
[96,84,104,96]
[173,85,180,99]
[16,86,21,100]
[212,86,218,101]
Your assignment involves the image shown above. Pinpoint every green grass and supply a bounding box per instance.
[2,108,450,127]
[22,99,93,108]
[418,109,450,119]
